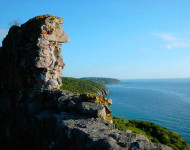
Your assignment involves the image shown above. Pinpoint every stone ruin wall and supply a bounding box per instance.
[0,15,70,94]
[35,16,70,90]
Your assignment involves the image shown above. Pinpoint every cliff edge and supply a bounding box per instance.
[0,15,172,150]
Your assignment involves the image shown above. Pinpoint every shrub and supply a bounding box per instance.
[60,77,109,95]
[112,116,190,150]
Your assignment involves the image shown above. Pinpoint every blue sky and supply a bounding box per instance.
[0,0,190,79]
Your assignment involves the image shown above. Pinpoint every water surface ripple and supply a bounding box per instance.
[107,78,190,145]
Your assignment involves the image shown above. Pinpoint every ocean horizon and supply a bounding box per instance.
[106,78,190,145]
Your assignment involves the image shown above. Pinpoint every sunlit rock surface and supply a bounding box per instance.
[0,15,69,92]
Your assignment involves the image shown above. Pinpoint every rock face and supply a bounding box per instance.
[0,15,69,92]
[98,87,110,96]
[0,15,172,150]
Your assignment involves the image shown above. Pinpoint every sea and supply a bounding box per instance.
[106,78,190,145]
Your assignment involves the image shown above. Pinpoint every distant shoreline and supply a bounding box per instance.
[80,77,121,85]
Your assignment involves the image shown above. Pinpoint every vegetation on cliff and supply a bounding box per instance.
[60,77,109,95]
[80,77,120,84]
[112,116,190,150]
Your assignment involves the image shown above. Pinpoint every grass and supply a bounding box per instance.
[60,77,109,95]
[112,116,190,150]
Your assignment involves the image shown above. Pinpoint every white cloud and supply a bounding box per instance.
[163,41,190,49]
[158,33,176,41]
[153,32,190,49]
[152,32,176,41]
[0,29,8,39]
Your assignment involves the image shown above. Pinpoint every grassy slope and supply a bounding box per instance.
[60,77,108,95]
[112,116,190,150]
[80,77,120,84]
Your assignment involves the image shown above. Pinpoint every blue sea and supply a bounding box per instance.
[106,78,190,145]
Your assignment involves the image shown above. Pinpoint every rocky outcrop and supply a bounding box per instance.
[0,15,172,150]
[0,14,69,93]
[98,87,110,96]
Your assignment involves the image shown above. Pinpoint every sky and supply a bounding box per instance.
[0,0,190,79]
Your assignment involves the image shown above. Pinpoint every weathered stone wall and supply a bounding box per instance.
[0,15,69,93]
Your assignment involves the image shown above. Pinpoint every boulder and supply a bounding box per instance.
[47,79,59,90]
[78,102,106,119]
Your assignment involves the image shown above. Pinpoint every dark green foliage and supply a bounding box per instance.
[80,77,120,85]
[112,116,190,150]
[60,77,109,95]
